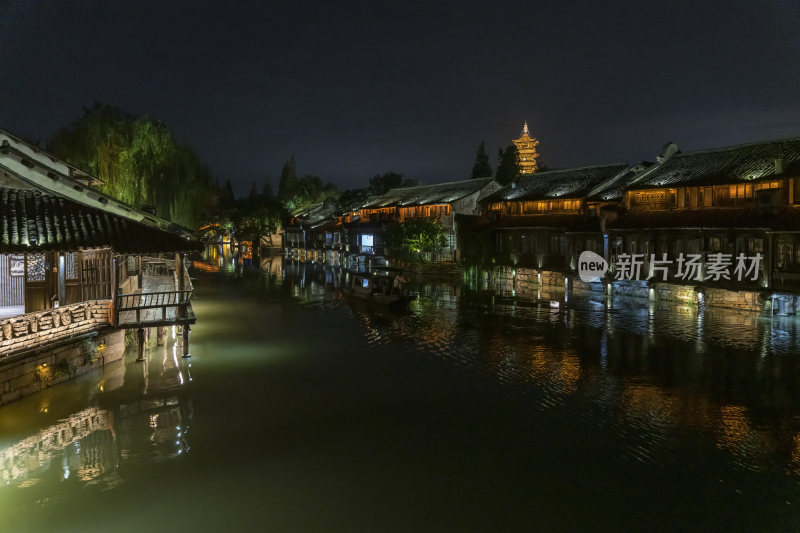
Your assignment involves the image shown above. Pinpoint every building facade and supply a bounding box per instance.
[0,129,202,405]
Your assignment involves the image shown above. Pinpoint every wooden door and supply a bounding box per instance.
[64,252,82,304]
[24,252,55,312]
[80,250,112,301]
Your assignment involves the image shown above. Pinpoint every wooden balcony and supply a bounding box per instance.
[114,257,195,329]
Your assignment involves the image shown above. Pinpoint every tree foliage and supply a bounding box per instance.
[277,156,339,211]
[495,144,521,186]
[368,172,418,196]
[471,140,492,179]
[383,218,447,262]
[278,156,298,204]
[48,104,216,228]
[205,184,285,246]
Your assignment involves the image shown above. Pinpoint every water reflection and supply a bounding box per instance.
[260,255,800,479]
[4,249,800,531]
[0,333,192,493]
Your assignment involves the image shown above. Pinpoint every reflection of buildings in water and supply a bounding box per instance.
[0,340,193,488]
[111,341,194,463]
[115,391,192,463]
[0,407,116,485]
[260,255,283,278]
[277,260,800,475]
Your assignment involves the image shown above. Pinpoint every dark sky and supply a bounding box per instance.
[2,1,799,195]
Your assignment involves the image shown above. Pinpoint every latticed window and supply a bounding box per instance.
[26,253,45,282]
[65,252,79,280]
[127,255,137,275]
[729,184,754,199]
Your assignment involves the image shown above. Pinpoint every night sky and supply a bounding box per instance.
[2,1,799,195]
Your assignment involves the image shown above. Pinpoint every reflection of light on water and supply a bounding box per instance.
[790,434,800,475]
[524,345,581,395]
[718,405,750,450]
[150,414,159,429]
[600,331,608,370]
[715,405,768,470]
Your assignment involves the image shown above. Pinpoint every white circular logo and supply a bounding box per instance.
[578,251,608,282]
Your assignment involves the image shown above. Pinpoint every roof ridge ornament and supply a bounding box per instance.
[522,121,529,135]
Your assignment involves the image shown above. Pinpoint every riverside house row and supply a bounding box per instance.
[284,135,800,314]
[0,129,202,405]
[284,178,501,266]
[476,137,800,313]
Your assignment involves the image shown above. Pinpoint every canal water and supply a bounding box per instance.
[3,254,800,532]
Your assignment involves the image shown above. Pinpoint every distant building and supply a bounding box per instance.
[512,121,540,175]
[356,177,502,261]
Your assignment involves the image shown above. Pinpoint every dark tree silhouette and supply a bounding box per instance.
[471,140,492,179]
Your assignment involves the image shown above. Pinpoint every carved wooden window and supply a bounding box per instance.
[26,253,45,282]
[65,252,79,280]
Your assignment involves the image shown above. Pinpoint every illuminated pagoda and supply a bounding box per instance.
[513,121,540,175]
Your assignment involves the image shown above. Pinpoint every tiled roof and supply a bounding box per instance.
[586,165,652,202]
[609,208,800,231]
[0,187,202,253]
[361,178,494,208]
[485,164,630,203]
[628,137,800,190]
[0,129,185,234]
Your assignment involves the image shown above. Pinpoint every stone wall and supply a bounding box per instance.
[0,300,111,357]
[0,329,124,406]
[479,265,799,315]
[612,279,651,299]
[616,281,774,313]
[704,287,768,312]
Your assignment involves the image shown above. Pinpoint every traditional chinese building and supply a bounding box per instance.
[479,163,637,274]
[356,178,501,262]
[0,129,202,405]
[466,136,800,313]
[512,121,540,175]
[606,137,800,312]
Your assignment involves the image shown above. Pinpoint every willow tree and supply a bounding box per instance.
[48,104,216,229]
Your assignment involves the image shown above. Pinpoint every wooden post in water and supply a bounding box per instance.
[157,326,166,346]
[176,253,186,320]
[111,255,119,326]
[136,327,145,362]
[182,324,190,358]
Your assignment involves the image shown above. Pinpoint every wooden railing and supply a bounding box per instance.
[114,255,195,328]
[115,290,193,327]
